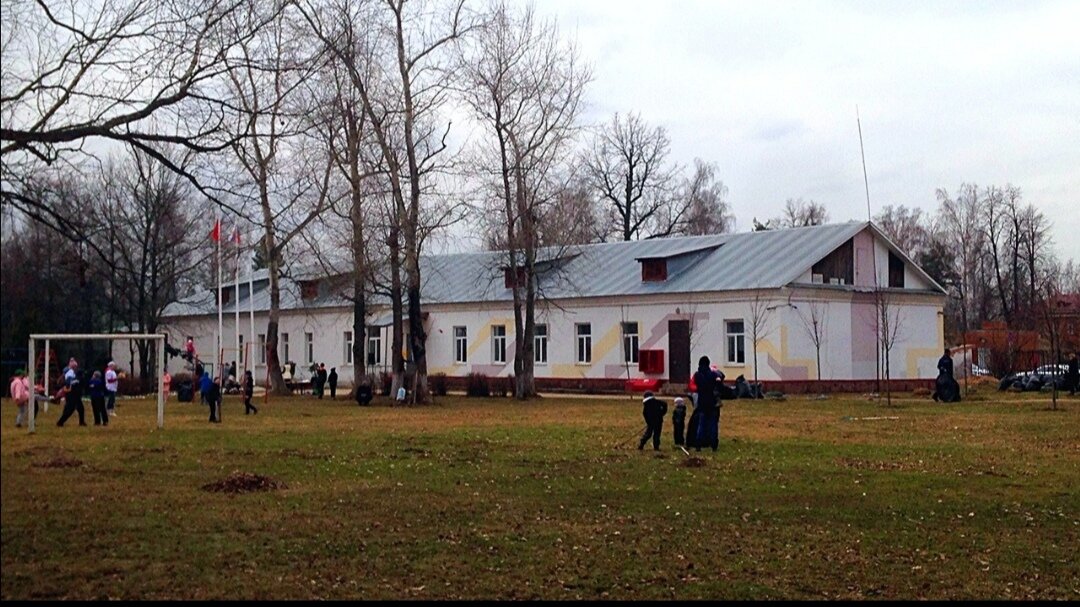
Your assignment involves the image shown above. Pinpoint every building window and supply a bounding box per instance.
[622,321,639,364]
[239,334,244,365]
[492,325,507,364]
[641,259,667,282]
[282,333,290,363]
[300,280,318,300]
[888,251,905,288]
[576,323,592,364]
[725,320,745,365]
[454,326,468,364]
[367,328,382,367]
[305,332,314,364]
[534,324,548,365]
[344,331,353,365]
[257,334,266,364]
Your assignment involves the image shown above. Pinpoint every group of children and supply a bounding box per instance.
[198,369,257,422]
[637,355,727,453]
[9,358,122,428]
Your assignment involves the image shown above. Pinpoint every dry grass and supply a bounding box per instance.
[2,390,1078,600]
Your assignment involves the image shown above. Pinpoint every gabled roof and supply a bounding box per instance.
[163,221,940,318]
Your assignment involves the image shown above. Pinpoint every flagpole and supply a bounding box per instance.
[234,223,241,376]
[217,212,223,380]
[249,233,255,376]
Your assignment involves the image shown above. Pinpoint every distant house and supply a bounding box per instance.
[149,221,946,392]
[964,321,1042,374]
[1049,294,1080,356]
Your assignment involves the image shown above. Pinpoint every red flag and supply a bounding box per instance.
[210,219,221,242]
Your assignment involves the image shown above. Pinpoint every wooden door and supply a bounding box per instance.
[669,320,691,382]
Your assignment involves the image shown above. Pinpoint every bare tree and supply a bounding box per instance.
[797,299,827,380]
[874,204,928,259]
[779,198,828,228]
[460,0,589,399]
[679,159,734,236]
[936,184,985,335]
[221,1,337,395]
[875,289,905,407]
[747,291,774,384]
[583,112,683,241]
[1,0,266,233]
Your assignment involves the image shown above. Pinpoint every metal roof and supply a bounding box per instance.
[164,221,935,318]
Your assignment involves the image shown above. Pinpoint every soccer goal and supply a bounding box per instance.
[26,333,166,434]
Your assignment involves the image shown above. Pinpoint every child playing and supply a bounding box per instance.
[88,370,109,426]
[10,369,30,427]
[242,370,257,415]
[672,397,687,447]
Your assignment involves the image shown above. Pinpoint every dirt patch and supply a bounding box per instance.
[835,457,924,472]
[35,456,84,469]
[681,457,707,468]
[201,471,287,494]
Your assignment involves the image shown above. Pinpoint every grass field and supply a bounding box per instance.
[1,390,1078,600]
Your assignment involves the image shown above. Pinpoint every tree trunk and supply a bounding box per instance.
[265,240,289,395]
[389,226,405,395]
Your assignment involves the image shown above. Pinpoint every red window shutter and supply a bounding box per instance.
[639,349,664,374]
[641,260,667,282]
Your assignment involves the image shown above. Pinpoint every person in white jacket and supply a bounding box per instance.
[105,361,119,417]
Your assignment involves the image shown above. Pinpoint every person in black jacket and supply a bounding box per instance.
[316,363,328,399]
[327,367,338,400]
[355,378,373,406]
[672,397,687,447]
[87,370,109,426]
[637,391,668,451]
[692,356,724,452]
[207,376,222,423]
[242,370,258,415]
[56,358,87,427]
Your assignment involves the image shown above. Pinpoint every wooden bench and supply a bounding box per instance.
[285,380,313,395]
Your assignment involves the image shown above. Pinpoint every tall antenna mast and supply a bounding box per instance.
[857,105,872,222]
[858,105,882,394]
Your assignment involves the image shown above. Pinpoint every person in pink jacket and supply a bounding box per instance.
[10,369,31,427]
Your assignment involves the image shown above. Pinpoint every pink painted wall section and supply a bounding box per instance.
[765,353,810,381]
[853,230,876,287]
[850,294,878,378]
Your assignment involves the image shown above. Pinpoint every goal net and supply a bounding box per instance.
[26,333,166,434]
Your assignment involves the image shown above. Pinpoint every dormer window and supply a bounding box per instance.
[300,280,319,301]
[641,259,667,282]
[504,267,526,289]
[888,251,904,288]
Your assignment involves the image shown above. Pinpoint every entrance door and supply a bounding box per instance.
[668,320,691,382]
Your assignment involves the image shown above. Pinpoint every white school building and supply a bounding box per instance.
[154,221,946,392]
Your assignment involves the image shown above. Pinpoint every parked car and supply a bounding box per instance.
[999,364,1071,391]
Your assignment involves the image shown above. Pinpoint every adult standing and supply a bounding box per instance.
[207,376,222,423]
[317,363,328,400]
[327,368,338,400]
[691,356,723,452]
[56,358,87,427]
[242,370,257,415]
[933,348,959,403]
[637,391,668,451]
[104,361,119,417]
[1068,352,1079,396]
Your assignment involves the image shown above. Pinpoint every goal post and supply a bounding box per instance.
[27,333,166,435]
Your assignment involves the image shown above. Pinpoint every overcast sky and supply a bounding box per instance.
[478,0,1079,261]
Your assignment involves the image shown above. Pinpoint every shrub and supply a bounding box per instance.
[430,373,449,396]
[117,375,145,396]
[171,372,195,387]
[465,372,490,397]
[379,372,393,396]
[492,375,510,398]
